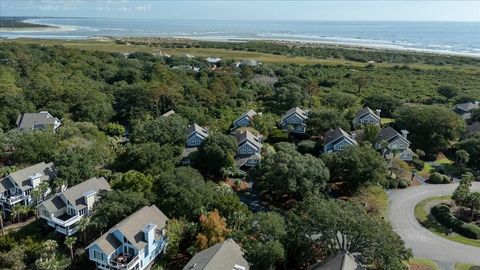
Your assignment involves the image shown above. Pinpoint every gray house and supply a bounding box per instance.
[307,251,364,270]
[323,128,358,153]
[16,111,61,132]
[233,109,257,128]
[234,130,262,168]
[186,123,209,148]
[0,162,55,213]
[374,126,414,161]
[87,205,169,270]
[38,177,111,236]
[453,102,479,120]
[183,238,250,270]
[352,107,381,128]
[464,122,480,138]
[280,107,308,134]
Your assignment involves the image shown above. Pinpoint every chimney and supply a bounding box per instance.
[84,191,96,212]
[29,173,42,189]
[143,223,157,252]
[351,131,357,140]
[375,109,381,117]
[401,130,409,139]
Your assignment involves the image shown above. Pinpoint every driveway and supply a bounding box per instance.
[388,182,480,265]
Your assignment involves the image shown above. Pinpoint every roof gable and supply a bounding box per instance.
[183,239,249,270]
[354,107,380,121]
[234,109,257,125]
[281,107,308,122]
[62,177,111,210]
[324,128,356,146]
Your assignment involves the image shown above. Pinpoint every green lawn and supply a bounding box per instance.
[3,38,480,72]
[380,117,395,125]
[414,196,480,248]
[409,257,440,270]
[455,263,480,270]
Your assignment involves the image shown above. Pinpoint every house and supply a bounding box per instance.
[183,238,250,270]
[453,101,479,120]
[0,162,55,213]
[186,123,209,148]
[233,109,257,128]
[37,177,111,236]
[307,251,364,270]
[374,126,414,161]
[206,57,221,65]
[234,59,261,67]
[352,107,381,127]
[161,110,176,117]
[323,128,358,153]
[234,130,262,168]
[16,111,61,132]
[87,205,169,270]
[464,122,480,138]
[280,107,309,134]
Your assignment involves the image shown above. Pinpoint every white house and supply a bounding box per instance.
[87,205,169,270]
[323,128,358,153]
[16,111,61,132]
[374,126,414,161]
[37,177,111,236]
[0,162,55,213]
[280,107,308,134]
[234,130,262,168]
[186,123,209,148]
[352,107,381,128]
[233,109,257,128]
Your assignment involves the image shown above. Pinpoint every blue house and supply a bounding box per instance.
[233,109,257,128]
[323,128,358,153]
[280,107,308,134]
[87,205,169,270]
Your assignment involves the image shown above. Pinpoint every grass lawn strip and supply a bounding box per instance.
[414,196,480,248]
[408,257,440,270]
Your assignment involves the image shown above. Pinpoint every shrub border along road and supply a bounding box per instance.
[414,196,480,248]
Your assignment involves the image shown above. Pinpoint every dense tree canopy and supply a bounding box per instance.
[306,109,350,136]
[193,134,238,176]
[395,105,464,156]
[323,145,389,191]
[251,143,330,198]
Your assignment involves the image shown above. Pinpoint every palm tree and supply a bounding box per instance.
[11,205,21,223]
[77,217,91,244]
[0,211,4,236]
[64,236,77,266]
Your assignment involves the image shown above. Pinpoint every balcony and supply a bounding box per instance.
[0,194,25,205]
[109,254,139,270]
[51,213,81,227]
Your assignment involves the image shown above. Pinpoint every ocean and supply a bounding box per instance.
[1,17,480,57]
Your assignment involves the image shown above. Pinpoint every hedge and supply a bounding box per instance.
[431,205,480,239]
[429,173,444,184]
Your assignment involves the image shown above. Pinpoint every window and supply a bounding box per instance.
[93,250,104,261]
[79,209,86,216]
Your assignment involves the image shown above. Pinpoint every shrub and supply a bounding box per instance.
[431,205,480,239]
[398,180,409,189]
[411,157,424,170]
[104,122,125,137]
[429,173,444,184]
[267,129,289,144]
[388,178,398,189]
[297,140,317,155]
[442,175,451,184]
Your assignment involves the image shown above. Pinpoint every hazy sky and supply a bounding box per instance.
[1,0,480,22]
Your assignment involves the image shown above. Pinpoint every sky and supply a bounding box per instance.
[1,0,480,22]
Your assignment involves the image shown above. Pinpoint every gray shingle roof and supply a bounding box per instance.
[375,126,410,144]
[16,112,59,130]
[183,239,250,270]
[454,102,479,113]
[234,130,262,150]
[466,122,480,136]
[88,205,169,255]
[307,251,362,270]
[354,107,380,121]
[281,107,308,122]
[40,195,66,214]
[7,162,55,191]
[62,177,111,210]
[324,128,356,146]
[187,123,209,140]
[233,109,257,125]
[0,177,14,193]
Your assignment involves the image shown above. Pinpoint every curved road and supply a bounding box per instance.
[388,182,480,265]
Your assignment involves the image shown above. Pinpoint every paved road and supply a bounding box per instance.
[388,182,480,265]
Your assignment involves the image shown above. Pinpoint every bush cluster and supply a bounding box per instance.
[431,205,480,239]
[429,173,450,184]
